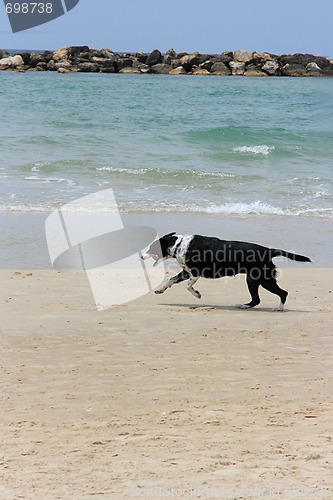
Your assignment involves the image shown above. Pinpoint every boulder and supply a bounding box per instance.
[312,56,331,69]
[47,59,56,71]
[278,53,318,68]
[18,52,31,65]
[281,64,309,76]
[180,52,201,72]
[0,49,9,59]
[229,61,245,75]
[166,48,177,58]
[77,62,99,72]
[252,52,274,65]
[234,49,252,63]
[53,46,69,62]
[118,67,140,74]
[92,57,116,72]
[150,63,172,74]
[68,46,90,59]
[57,67,72,73]
[306,62,321,75]
[262,60,280,76]
[191,67,210,75]
[220,51,233,64]
[135,51,147,63]
[116,58,133,71]
[54,61,72,71]
[169,66,187,75]
[42,51,53,63]
[244,64,267,76]
[146,49,162,66]
[0,55,24,69]
[210,61,230,75]
[29,52,45,67]
[139,64,150,73]
[36,62,48,70]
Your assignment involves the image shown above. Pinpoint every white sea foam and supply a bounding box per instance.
[233,145,274,155]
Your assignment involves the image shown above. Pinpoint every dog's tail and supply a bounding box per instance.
[272,249,312,262]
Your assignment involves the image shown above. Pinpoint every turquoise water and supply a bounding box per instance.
[1,72,332,267]
[1,72,332,216]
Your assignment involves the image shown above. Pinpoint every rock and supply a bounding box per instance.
[262,60,280,76]
[169,66,187,75]
[54,61,72,71]
[116,58,133,71]
[252,52,274,65]
[282,64,309,76]
[36,62,48,70]
[77,62,99,72]
[68,46,89,59]
[0,49,9,59]
[138,64,150,73]
[306,62,321,75]
[244,64,267,76]
[0,55,24,69]
[29,52,45,67]
[53,46,69,62]
[229,61,246,75]
[220,51,233,64]
[47,60,56,71]
[118,67,140,74]
[210,61,230,75]
[180,52,201,72]
[150,63,172,74]
[43,51,54,63]
[312,56,331,69]
[18,52,31,65]
[321,63,333,76]
[135,51,147,63]
[166,48,177,58]
[146,49,162,66]
[92,57,116,72]
[234,49,252,63]
[99,48,119,62]
[57,67,71,73]
[191,67,210,75]
[0,57,12,69]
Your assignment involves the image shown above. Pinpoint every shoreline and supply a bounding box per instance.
[2,267,333,498]
[1,46,333,76]
[1,211,332,269]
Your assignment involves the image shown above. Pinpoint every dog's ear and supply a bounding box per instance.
[163,232,176,238]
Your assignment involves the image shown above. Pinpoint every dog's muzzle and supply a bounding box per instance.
[141,253,159,266]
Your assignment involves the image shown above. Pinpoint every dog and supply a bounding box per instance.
[141,232,311,310]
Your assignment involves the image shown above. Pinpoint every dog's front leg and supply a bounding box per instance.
[154,269,190,295]
[186,277,201,299]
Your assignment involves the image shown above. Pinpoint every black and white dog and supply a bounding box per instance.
[141,233,311,311]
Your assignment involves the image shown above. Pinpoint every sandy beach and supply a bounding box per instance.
[2,267,332,499]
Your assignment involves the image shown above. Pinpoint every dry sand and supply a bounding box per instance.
[1,268,333,499]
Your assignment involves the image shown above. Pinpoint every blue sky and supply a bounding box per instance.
[1,0,332,58]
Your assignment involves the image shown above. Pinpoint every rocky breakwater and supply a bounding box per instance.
[1,47,333,76]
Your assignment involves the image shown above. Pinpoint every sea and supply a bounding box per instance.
[1,71,332,268]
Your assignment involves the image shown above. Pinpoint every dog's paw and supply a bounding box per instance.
[154,288,165,295]
[195,290,201,299]
[235,303,251,309]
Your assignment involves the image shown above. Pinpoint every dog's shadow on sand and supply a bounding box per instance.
[161,303,311,313]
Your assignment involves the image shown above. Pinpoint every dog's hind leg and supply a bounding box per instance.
[186,276,201,299]
[260,277,288,311]
[154,269,190,295]
[236,276,261,309]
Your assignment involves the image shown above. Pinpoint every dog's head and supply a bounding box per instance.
[141,232,178,267]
